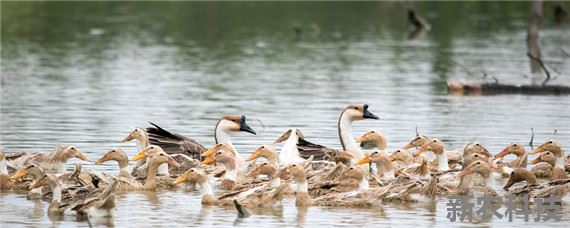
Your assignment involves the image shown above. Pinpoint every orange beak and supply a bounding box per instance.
[201,145,220,157]
[73,150,90,162]
[11,170,27,179]
[29,179,45,189]
[247,167,261,178]
[355,134,369,143]
[202,156,216,165]
[458,167,472,178]
[413,145,429,156]
[246,151,260,162]
[95,154,111,164]
[529,156,543,165]
[530,147,545,155]
[402,142,415,150]
[356,156,372,165]
[388,153,397,162]
[495,148,510,159]
[132,151,147,161]
[122,133,134,142]
[173,174,187,185]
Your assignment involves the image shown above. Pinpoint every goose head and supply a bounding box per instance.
[246,145,278,162]
[62,146,90,162]
[96,148,128,164]
[388,149,414,164]
[246,162,278,178]
[529,151,556,166]
[464,142,491,157]
[531,140,563,157]
[495,142,525,159]
[414,139,444,156]
[342,104,379,121]
[402,135,429,149]
[274,129,304,144]
[132,146,180,168]
[173,168,208,185]
[11,164,44,180]
[503,168,538,191]
[122,128,147,142]
[458,160,491,179]
[217,115,256,135]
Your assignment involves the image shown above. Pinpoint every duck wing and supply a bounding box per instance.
[296,138,336,161]
[145,122,207,160]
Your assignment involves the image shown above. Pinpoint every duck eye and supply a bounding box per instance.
[433,140,437,142]
[396,150,401,152]
[548,141,553,144]
[349,167,354,170]
[160,154,164,156]
[217,151,222,155]
[190,169,194,172]
[475,143,480,146]
[373,151,378,154]
[111,150,116,152]
[371,131,375,133]
[261,146,265,149]
[292,164,296,167]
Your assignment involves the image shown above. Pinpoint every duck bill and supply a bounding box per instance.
[356,156,372,165]
[11,170,27,179]
[132,151,147,161]
[362,107,379,120]
[30,179,45,189]
[273,131,291,144]
[388,153,397,162]
[355,135,369,143]
[530,147,545,155]
[239,115,256,135]
[246,151,260,162]
[202,156,216,165]
[481,148,492,157]
[458,168,472,178]
[246,168,261,178]
[402,143,415,150]
[495,148,510,159]
[529,156,543,165]
[74,151,91,161]
[173,174,187,185]
[201,146,219,157]
[95,154,111,164]
[122,133,134,142]
[167,157,181,168]
[413,146,428,156]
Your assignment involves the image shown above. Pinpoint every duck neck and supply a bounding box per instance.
[200,180,214,197]
[357,177,369,192]
[118,160,131,178]
[281,133,303,165]
[338,112,363,160]
[135,135,149,152]
[514,151,528,167]
[269,177,281,188]
[555,155,565,169]
[224,165,239,182]
[292,179,308,193]
[436,150,449,171]
[49,180,62,203]
[373,137,387,152]
[144,161,159,189]
[0,159,8,175]
[157,163,169,176]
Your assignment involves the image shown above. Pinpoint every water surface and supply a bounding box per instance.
[1,2,570,227]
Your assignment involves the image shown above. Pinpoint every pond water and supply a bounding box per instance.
[1,1,570,227]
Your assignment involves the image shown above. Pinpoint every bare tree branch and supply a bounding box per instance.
[526,52,551,86]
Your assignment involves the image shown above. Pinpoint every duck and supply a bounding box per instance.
[201,149,245,190]
[356,151,395,180]
[0,150,14,191]
[296,104,379,164]
[114,148,180,190]
[71,181,118,218]
[355,130,388,155]
[494,142,529,176]
[413,139,450,172]
[173,168,286,208]
[15,145,90,174]
[95,148,131,178]
[273,129,305,165]
[457,160,498,196]
[402,135,434,162]
[503,167,570,204]
[530,151,556,178]
[388,149,414,169]
[245,161,281,188]
[531,140,568,180]
[10,164,46,198]
[246,145,279,166]
[29,174,68,215]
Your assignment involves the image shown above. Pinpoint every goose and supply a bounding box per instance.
[355,130,388,155]
[530,151,556,178]
[95,148,131,178]
[296,104,379,163]
[114,148,180,190]
[356,151,395,180]
[0,150,14,191]
[16,145,90,174]
[531,140,568,180]
[273,129,305,165]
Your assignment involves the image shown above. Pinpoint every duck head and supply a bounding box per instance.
[529,151,556,166]
[122,128,147,142]
[96,148,128,164]
[465,142,492,157]
[388,149,414,164]
[174,168,208,185]
[247,162,278,178]
[458,160,491,179]
[414,139,444,156]
[246,145,278,162]
[503,168,537,191]
[402,135,429,149]
[11,164,44,180]
[62,146,90,162]
[495,142,525,159]
[531,140,562,156]
[202,150,238,170]
[132,146,180,167]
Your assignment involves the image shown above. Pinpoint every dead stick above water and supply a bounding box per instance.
[526,52,551,86]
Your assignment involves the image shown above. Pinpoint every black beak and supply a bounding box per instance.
[239,115,257,135]
[362,104,379,120]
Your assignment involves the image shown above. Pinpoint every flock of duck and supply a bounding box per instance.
[1,104,569,219]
